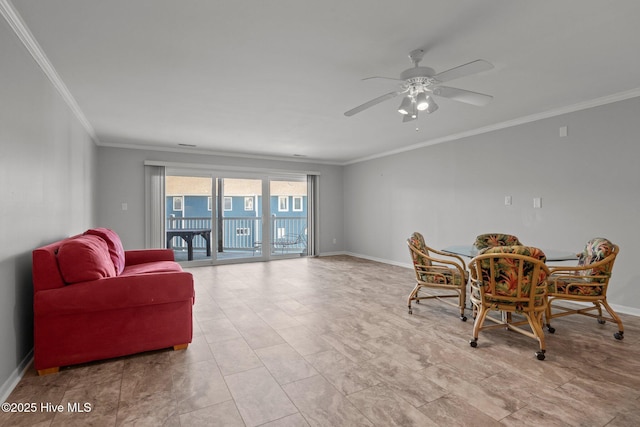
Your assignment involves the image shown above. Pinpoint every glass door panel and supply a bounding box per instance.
[269,178,308,257]
[215,177,263,262]
[165,174,213,263]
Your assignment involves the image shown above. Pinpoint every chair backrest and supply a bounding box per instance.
[577,238,618,281]
[473,233,523,251]
[407,232,431,266]
[471,246,548,308]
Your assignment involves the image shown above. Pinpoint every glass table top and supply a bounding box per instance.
[442,245,577,262]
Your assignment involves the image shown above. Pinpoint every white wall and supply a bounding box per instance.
[344,96,640,314]
[95,147,344,255]
[0,19,97,397]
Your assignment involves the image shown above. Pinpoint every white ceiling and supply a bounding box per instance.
[7,0,640,165]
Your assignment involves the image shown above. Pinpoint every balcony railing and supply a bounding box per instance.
[166,216,307,255]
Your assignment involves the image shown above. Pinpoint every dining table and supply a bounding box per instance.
[442,245,577,262]
[442,244,577,312]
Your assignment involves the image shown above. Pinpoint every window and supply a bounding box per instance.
[244,197,254,211]
[173,196,183,211]
[278,196,288,212]
[293,196,303,212]
[224,197,232,211]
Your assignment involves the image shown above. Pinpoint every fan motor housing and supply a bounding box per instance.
[400,66,435,80]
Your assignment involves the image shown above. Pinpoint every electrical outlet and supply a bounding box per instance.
[504,196,512,206]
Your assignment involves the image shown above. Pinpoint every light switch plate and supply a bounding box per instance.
[533,197,542,208]
[559,126,568,137]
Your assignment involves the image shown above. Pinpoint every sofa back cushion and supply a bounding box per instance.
[84,228,125,275]
[57,235,116,284]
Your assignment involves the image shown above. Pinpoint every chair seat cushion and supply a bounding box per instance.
[548,275,603,296]
[418,267,468,286]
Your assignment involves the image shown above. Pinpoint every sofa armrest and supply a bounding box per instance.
[34,271,194,317]
[125,249,175,265]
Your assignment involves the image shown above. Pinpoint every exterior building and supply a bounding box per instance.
[165,177,307,253]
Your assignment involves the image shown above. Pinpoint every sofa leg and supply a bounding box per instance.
[37,367,60,376]
[173,344,189,351]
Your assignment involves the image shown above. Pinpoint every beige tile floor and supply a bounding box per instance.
[2,255,640,426]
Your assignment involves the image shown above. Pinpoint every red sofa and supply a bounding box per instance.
[32,228,194,375]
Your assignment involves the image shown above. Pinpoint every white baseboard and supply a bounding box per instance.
[1,350,33,404]
[344,251,412,269]
[317,250,347,257]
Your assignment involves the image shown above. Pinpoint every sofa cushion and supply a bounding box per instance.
[120,261,184,276]
[57,235,116,284]
[85,228,126,275]
[34,271,194,317]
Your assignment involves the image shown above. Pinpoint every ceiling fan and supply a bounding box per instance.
[344,49,494,122]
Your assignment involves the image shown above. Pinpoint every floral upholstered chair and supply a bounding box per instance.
[473,233,523,252]
[468,246,551,360]
[407,232,469,321]
[545,238,623,340]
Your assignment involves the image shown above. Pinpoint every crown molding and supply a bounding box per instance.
[0,0,97,142]
[97,139,343,166]
[344,87,640,165]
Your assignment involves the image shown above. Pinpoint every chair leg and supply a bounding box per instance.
[407,284,420,314]
[600,300,624,340]
[469,306,489,347]
[173,343,189,351]
[459,289,467,321]
[545,300,556,334]
[527,312,546,360]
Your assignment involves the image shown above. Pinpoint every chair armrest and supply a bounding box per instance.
[125,249,175,265]
[428,247,468,270]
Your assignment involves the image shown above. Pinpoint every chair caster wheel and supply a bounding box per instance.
[547,326,556,334]
[415,300,420,304]
[469,339,478,348]
[460,315,467,322]
[408,309,413,315]
[535,351,546,361]
[614,331,624,340]
[597,317,606,325]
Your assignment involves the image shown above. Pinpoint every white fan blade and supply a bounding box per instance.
[434,59,494,83]
[362,76,404,82]
[432,86,493,107]
[402,114,417,123]
[344,91,401,116]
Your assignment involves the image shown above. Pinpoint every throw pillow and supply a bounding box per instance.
[57,235,116,284]
[84,228,126,275]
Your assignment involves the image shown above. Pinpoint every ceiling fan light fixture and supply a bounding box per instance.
[410,100,418,118]
[425,96,439,114]
[397,96,412,115]
[415,92,429,111]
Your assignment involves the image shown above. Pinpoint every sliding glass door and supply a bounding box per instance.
[163,169,313,265]
[165,174,213,263]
